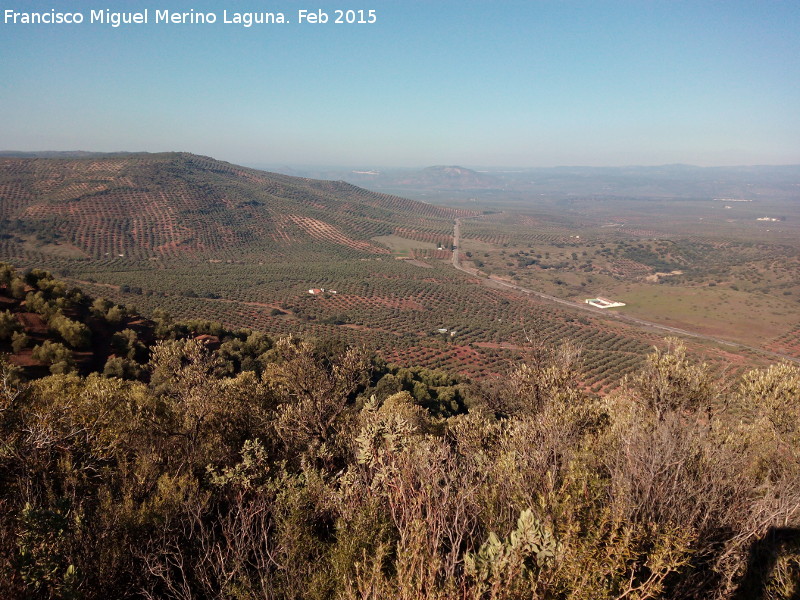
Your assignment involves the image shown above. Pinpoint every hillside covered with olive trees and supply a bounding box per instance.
[0,264,798,599]
[2,153,788,392]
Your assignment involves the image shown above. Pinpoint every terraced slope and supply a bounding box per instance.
[0,152,476,261]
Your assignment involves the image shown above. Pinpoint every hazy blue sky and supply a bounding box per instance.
[2,1,798,167]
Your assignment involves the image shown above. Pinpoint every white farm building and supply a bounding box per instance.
[585,297,626,309]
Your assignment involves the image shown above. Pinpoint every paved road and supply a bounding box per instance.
[451,218,800,364]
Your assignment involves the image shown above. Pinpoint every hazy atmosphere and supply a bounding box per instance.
[2,0,799,167]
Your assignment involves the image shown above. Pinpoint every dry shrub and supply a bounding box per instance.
[3,336,799,599]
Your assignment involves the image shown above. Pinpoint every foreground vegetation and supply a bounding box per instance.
[1,323,798,598]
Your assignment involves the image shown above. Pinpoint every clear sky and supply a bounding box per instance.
[1,0,798,167]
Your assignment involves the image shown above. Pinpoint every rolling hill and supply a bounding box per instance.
[0,152,475,261]
[0,152,773,387]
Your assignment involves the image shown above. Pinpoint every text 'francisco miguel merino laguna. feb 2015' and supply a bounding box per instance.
[3,8,378,27]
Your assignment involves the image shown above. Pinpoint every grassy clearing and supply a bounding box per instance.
[372,234,438,255]
[615,285,796,343]
[20,235,90,258]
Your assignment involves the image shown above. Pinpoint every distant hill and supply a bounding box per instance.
[391,165,500,189]
[0,152,475,261]
[483,164,800,200]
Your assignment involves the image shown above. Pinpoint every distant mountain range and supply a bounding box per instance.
[347,165,501,190]
[256,162,800,202]
[8,152,798,201]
